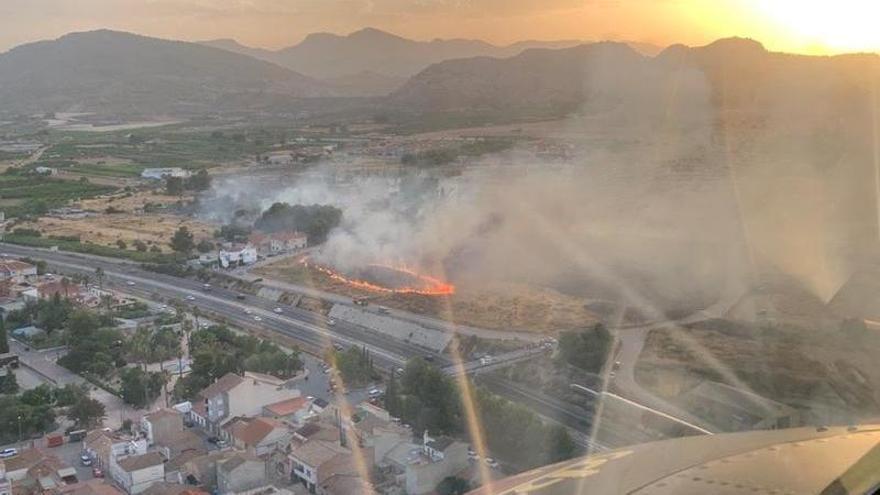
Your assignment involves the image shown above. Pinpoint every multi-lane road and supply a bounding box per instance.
[0,243,594,446]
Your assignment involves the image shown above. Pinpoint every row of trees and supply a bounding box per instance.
[255,202,342,244]
[385,358,578,470]
[0,383,105,444]
[164,169,211,196]
[557,324,613,373]
[327,346,381,388]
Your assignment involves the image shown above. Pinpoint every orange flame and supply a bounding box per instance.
[302,259,455,296]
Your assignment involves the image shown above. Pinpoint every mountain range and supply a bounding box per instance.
[0,30,327,114]
[200,27,662,95]
[1,29,877,122]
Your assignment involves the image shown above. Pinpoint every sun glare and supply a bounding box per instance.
[751,0,880,53]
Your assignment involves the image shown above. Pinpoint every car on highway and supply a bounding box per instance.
[0,448,17,458]
[202,283,212,291]
[253,315,262,322]
[273,307,283,314]
[244,308,252,314]
[327,318,336,326]
[485,457,500,469]
[185,295,195,301]
[236,294,246,300]
[126,280,135,286]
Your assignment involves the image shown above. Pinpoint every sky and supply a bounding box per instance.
[1,0,879,55]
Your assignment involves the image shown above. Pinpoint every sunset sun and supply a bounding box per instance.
[751,0,880,53]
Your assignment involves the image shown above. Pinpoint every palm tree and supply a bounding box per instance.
[94,267,105,289]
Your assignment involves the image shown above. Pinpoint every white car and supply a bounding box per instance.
[485,457,500,469]
[253,316,262,322]
[126,281,136,286]
[273,307,283,314]
[327,319,336,326]
[0,448,17,458]
[185,295,195,301]
[244,308,253,315]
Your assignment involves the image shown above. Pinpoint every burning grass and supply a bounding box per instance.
[254,256,598,333]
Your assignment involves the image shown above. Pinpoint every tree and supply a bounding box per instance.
[0,319,8,354]
[170,226,195,254]
[68,396,105,428]
[186,169,211,191]
[94,267,105,289]
[437,477,470,495]
[116,239,127,250]
[254,203,342,244]
[0,373,18,395]
[544,425,577,463]
[165,176,184,196]
[120,368,164,408]
[196,239,214,253]
[133,239,148,252]
[557,324,613,373]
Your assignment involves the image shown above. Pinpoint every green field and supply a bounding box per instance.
[0,174,115,217]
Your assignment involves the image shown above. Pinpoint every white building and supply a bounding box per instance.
[140,168,191,180]
[192,372,302,436]
[110,452,165,494]
[218,244,258,268]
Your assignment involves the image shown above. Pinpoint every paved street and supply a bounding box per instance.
[8,339,136,430]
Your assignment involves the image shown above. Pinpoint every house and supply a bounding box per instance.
[0,460,9,495]
[110,452,165,494]
[192,372,302,436]
[141,482,209,495]
[0,260,37,283]
[227,417,292,457]
[288,439,356,494]
[319,474,372,495]
[248,232,308,256]
[218,244,258,268]
[216,454,268,495]
[157,430,204,459]
[347,404,410,467]
[36,279,86,301]
[2,448,78,492]
[404,432,469,495]
[83,430,148,472]
[10,325,45,340]
[262,397,311,424]
[141,408,184,446]
[141,168,190,180]
[60,478,126,495]
[177,450,239,492]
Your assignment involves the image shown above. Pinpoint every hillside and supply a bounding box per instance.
[0,30,328,114]
[389,38,880,117]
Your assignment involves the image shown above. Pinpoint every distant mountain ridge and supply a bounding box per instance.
[0,30,327,114]
[389,37,880,117]
[200,27,662,95]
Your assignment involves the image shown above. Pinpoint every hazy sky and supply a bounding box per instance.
[1,0,878,54]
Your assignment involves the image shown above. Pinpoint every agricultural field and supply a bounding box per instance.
[13,189,217,251]
[0,173,115,217]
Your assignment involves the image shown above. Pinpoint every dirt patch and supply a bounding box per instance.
[19,190,216,252]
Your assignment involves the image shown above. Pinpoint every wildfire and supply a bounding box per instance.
[302,259,455,296]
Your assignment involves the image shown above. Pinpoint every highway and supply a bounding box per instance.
[0,243,599,448]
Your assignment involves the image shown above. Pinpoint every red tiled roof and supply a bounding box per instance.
[233,417,282,446]
[264,396,308,417]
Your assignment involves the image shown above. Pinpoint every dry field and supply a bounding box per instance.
[18,190,216,252]
[254,256,597,333]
